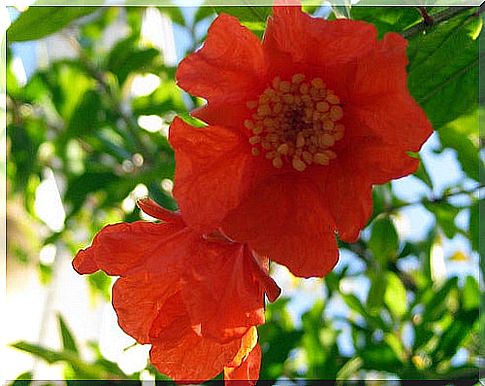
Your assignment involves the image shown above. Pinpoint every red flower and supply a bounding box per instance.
[170,4,433,278]
[73,197,279,383]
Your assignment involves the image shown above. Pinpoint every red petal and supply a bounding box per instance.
[192,102,249,129]
[136,197,184,225]
[176,14,265,104]
[342,138,420,185]
[72,248,98,274]
[112,272,179,344]
[263,5,377,79]
[181,242,266,343]
[224,344,262,385]
[222,173,339,278]
[149,293,240,382]
[322,163,374,243]
[170,117,270,234]
[345,33,433,151]
[72,221,186,276]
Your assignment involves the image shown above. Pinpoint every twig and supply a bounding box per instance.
[402,6,477,39]
[382,184,484,214]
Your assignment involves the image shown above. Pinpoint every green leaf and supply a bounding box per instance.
[106,36,161,85]
[215,6,271,38]
[384,272,407,319]
[468,200,480,252]
[431,309,478,362]
[368,217,399,264]
[7,7,98,42]
[407,9,481,130]
[11,371,33,385]
[66,90,102,137]
[421,277,459,323]
[361,343,402,373]
[64,170,120,217]
[438,110,483,182]
[414,156,434,189]
[424,201,461,239]
[131,79,185,116]
[58,314,79,354]
[158,7,186,26]
[194,5,216,24]
[10,342,110,379]
[351,6,421,38]
[462,276,480,311]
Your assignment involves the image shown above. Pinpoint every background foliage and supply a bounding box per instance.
[5,3,483,383]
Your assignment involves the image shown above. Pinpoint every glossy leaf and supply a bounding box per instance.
[7,7,99,42]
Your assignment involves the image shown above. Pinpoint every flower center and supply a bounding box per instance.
[245,74,344,172]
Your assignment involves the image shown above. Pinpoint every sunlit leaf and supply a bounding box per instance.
[58,314,79,354]
[384,272,407,319]
[7,7,98,42]
[408,9,481,130]
[369,217,399,264]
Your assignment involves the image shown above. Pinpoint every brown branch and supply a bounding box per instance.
[401,6,477,39]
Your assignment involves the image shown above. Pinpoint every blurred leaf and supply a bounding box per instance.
[158,7,186,26]
[64,170,121,217]
[87,270,112,302]
[438,110,483,182]
[66,90,103,137]
[468,200,480,251]
[408,9,481,130]
[10,371,33,385]
[11,342,111,379]
[384,333,406,362]
[424,201,461,239]
[194,5,216,24]
[384,272,407,320]
[131,79,185,116]
[414,157,434,189]
[367,269,387,313]
[369,217,399,264]
[431,309,478,362]
[7,7,98,42]
[107,36,161,85]
[462,276,480,311]
[58,314,79,354]
[421,277,459,323]
[361,343,402,373]
[258,298,302,379]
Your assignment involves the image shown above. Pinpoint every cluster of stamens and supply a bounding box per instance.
[245,74,345,172]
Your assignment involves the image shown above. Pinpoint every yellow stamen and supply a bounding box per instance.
[244,74,345,171]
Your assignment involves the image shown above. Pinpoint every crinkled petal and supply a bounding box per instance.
[149,293,241,382]
[177,14,266,104]
[170,117,271,234]
[263,4,377,79]
[112,272,179,344]
[224,344,262,385]
[222,173,338,278]
[73,221,185,276]
[181,243,266,343]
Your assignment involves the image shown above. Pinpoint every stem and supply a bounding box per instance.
[382,184,484,214]
[402,6,477,39]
